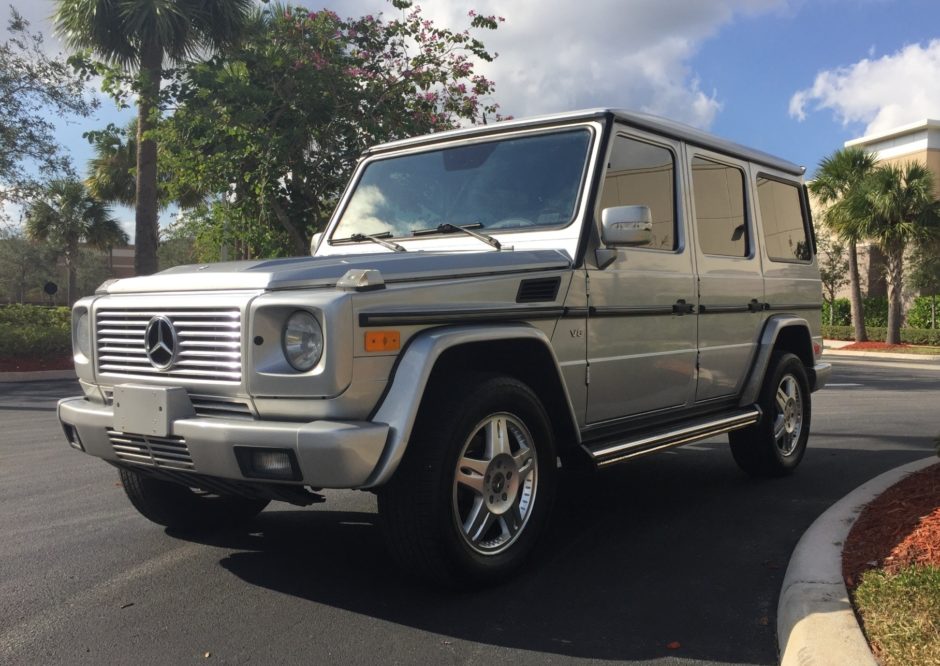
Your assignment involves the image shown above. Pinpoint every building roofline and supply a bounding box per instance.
[845,119,940,148]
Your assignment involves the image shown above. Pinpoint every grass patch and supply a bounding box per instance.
[854,565,940,666]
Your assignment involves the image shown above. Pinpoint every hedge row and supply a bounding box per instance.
[822,325,940,346]
[823,296,939,329]
[0,305,71,358]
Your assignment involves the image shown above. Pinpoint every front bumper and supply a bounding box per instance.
[57,396,389,489]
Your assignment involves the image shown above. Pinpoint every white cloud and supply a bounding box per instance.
[790,40,940,135]
[336,0,785,129]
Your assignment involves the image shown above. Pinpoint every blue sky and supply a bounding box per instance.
[5,0,940,238]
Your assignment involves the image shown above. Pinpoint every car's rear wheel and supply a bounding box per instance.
[730,351,811,476]
[377,374,557,587]
[119,467,269,531]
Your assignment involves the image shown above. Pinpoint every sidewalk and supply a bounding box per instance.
[823,339,940,363]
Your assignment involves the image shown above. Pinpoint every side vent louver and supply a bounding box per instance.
[516,277,561,303]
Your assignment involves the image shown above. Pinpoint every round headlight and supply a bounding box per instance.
[282,311,323,372]
[75,311,90,358]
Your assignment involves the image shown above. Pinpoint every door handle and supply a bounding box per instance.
[747,299,767,313]
[673,299,695,315]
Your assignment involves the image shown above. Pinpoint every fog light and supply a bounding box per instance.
[235,447,301,481]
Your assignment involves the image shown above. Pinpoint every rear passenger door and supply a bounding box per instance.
[687,151,765,403]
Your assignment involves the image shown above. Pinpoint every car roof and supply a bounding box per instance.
[364,108,804,177]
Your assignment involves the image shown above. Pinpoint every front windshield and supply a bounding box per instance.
[331,128,592,241]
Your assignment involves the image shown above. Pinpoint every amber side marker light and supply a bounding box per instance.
[365,330,401,352]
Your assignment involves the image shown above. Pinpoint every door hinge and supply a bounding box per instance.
[585,363,591,385]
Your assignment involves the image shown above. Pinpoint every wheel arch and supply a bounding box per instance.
[739,315,815,407]
[363,324,579,488]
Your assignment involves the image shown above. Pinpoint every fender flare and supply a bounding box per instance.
[362,323,578,488]
[738,315,814,407]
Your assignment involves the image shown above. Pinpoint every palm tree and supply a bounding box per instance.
[809,147,877,342]
[850,163,940,344]
[25,179,128,305]
[86,119,204,210]
[54,0,253,277]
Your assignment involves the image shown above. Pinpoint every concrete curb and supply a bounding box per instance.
[0,369,76,383]
[777,456,939,666]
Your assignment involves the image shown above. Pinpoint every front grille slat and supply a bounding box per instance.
[96,306,242,383]
[107,429,193,470]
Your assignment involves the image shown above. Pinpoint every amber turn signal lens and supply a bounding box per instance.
[365,330,400,352]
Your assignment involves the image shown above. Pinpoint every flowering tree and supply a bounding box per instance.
[158,1,506,258]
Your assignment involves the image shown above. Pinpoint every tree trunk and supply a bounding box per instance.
[847,241,868,341]
[134,39,162,277]
[269,197,308,256]
[884,244,904,345]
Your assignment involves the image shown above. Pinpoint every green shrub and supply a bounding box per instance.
[0,305,71,358]
[863,297,889,327]
[822,298,851,326]
[906,296,938,329]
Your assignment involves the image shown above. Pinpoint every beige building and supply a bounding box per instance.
[832,119,940,299]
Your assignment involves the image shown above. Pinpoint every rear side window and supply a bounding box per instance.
[691,157,747,257]
[757,177,812,262]
[600,135,677,251]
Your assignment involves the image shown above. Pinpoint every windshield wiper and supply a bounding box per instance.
[411,223,504,251]
[346,232,407,253]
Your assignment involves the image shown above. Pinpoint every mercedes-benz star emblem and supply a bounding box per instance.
[144,315,179,370]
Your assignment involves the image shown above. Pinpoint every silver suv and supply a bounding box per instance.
[59,109,830,585]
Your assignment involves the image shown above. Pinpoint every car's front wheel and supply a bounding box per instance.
[378,374,557,587]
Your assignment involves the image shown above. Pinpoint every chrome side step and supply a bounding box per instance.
[583,407,762,467]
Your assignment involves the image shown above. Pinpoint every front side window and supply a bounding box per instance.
[331,129,592,241]
[600,135,677,250]
[691,157,748,257]
[757,177,812,262]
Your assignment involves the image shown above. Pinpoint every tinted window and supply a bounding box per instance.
[691,157,747,257]
[757,177,811,262]
[600,135,677,250]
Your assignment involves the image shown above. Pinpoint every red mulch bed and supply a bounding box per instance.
[0,355,73,373]
[843,462,940,589]
[840,341,913,352]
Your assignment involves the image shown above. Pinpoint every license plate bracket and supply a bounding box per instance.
[113,384,194,437]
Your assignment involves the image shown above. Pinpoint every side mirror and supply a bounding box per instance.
[310,232,323,255]
[601,205,653,247]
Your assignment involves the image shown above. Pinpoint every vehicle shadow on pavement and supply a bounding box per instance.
[164,443,932,664]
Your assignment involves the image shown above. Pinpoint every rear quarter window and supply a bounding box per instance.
[756,177,812,262]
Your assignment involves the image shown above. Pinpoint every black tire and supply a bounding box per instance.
[119,467,269,531]
[730,351,811,477]
[377,374,557,587]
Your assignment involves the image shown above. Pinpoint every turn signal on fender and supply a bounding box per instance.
[365,330,401,352]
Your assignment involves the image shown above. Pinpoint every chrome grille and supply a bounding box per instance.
[189,395,255,420]
[101,389,254,420]
[96,307,242,382]
[107,430,193,470]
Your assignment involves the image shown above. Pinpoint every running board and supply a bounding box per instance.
[583,407,762,468]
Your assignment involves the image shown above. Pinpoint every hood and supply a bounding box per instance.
[101,249,573,294]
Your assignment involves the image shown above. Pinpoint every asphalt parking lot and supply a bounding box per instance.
[1,358,937,665]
